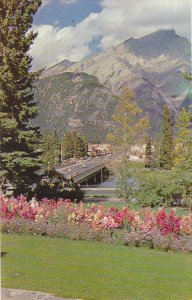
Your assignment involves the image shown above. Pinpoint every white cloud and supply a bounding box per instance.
[97,0,191,48]
[30,15,97,69]
[31,0,191,69]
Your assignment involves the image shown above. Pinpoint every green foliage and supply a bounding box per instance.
[159,105,174,169]
[134,169,192,208]
[183,72,192,81]
[107,87,150,153]
[32,170,84,202]
[115,162,132,201]
[72,131,88,159]
[174,106,192,170]
[41,132,60,169]
[114,160,140,202]
[136,189,162,207]
[34,72,118,143]
[62,131,73,160]
[114,160,192,208]
[0,0,42,195]
[62,131,88,160]
[136,171,174,207]
[144,136,153,168]
[151,140,160,168]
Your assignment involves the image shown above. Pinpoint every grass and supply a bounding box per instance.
[2,234,192,300]
[85,200,191,216]
[85,194,117,198]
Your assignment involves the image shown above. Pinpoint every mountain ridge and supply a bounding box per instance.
[41,59,75,79]
[34,30,191,142]
[34,72,118,142]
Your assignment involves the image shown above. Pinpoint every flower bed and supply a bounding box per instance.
[1,195,192,253]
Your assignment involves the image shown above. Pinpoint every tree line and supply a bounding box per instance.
[145,104,192,171]
[108,85,192,208]
[107,85,191,172]
[41,130,88,170]
[62,131,88,160]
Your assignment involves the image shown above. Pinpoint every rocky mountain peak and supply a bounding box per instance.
[123,29,190,59]
[142,29,177,39]
[41,59,75,79]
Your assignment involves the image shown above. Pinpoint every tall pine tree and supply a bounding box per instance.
[0,0,42,195]
[72,131,88,159]
[159,105,174,169]
[63,131,73,160]
[62,131,88,160]
[174,106,192,170]
[41,132,60,170]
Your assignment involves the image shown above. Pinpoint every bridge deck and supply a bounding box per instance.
[72,163,106,183]
[57,160,107,183]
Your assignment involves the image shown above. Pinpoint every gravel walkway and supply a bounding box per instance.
[1,288,81,300]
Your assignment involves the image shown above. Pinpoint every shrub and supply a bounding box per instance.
[31,170,84,202]
[114,160,192,208]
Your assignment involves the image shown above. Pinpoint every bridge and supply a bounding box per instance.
[57,156,116,184]
[71,163,106,183]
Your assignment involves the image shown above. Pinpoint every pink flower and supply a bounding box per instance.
[1,196,191,238]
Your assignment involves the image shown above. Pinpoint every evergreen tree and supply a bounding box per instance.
[145,136,153,168]
[159,105,174,169]
[151,140,160,168]
[0,0,42,195]
[174,106,192,170]
[63,131,73,160]
[73,132,88,158]
[41,132,60,170]
[72,131,79,159]
[79,136,88,157]
[62,131,88,160]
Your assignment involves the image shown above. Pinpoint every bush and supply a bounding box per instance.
[137,190,163,207]
[31,170,84,202]
[136,170,192,208]
[113,160,192,208]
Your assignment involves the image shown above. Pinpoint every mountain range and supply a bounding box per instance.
[34,29,191,142]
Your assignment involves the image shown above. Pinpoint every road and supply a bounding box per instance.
[57,154,119,179]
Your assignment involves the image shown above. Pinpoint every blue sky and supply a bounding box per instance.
[30,0,191,70]
[34,0,102,28]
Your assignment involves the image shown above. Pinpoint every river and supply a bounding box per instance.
[82,176,117,199]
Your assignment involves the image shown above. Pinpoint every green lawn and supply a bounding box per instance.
[90,200,191,216]
[2,234,192,300]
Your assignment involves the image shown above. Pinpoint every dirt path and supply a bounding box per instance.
[1,288,81,300]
